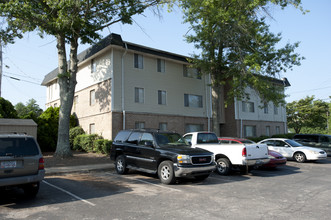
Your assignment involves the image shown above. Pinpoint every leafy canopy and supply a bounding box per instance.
[0,0,162,44]
[180,0,305,104]
[286,96,329,134]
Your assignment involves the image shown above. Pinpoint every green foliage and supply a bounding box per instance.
[73,134,102,153]
[94,139,113,155]
[36,107,59,152]
[69,126,85,148]
[37,106,80,152]
[0,97,18,118]
[180,0,304,104]
[15,99,43,122]
[286,96,329,134]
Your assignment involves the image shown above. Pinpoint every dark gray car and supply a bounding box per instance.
[0,133,45,197]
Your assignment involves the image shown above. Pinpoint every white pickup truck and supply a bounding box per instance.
[183,132,270,175]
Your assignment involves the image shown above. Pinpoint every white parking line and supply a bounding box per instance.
[42,180,96,207]
[105,172,182,192]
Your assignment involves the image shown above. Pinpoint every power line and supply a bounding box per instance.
[290,85,331,94]
[3,74,41,85]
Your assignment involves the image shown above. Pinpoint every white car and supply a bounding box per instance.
[258,138,327,163]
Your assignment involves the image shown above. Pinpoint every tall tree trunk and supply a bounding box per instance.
[54,35,78,158]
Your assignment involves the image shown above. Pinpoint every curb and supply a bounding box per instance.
[45,163,114,176]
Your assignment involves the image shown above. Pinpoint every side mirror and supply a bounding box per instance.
[284,144,289,148]
[144,141,154,148]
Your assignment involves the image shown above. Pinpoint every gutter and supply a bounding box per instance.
[122,43,128,129]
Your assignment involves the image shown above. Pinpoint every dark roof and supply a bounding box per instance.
[41,33,188,85]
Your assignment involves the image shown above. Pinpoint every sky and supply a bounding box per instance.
[1,0,330,110]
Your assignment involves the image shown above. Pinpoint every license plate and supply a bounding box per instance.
[1,161,17,168]
[256,159,262,164]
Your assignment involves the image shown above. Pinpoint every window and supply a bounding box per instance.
[158,90,167,105]
[185,124,204,133]
[91,59,96,73]
[266,126,270,137]
[90,89,95,105]
[159,123,167,131]
[134,53,143,69]
[183,65,201,79]
[135,87,144,103]
[274,104,279,115]
[242,101,254,113]
[89,123,95,134]
[264,103,268,114]
[244,125,256,137]
[276,126,280,134]
[184,94,203,108]
[157,58,165,73]
[139,133,154,145]
[127,132,142,144]
[135,122,145,129]
[114,130,131,143]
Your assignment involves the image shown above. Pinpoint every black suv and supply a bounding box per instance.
[110,129,216,184]
[0,134,45,197]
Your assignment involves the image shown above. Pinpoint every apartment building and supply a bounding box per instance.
[42,33,289,140]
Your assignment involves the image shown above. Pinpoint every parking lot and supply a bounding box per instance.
[1,158,331,220]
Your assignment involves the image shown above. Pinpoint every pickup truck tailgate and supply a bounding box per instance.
[245,144,269,159]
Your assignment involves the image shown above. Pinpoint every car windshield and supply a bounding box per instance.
[285,139,302,147]
[241,140,255,144]
[155,133,190,147]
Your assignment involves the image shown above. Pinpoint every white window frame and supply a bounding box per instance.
[274,104,279,115]
[244,125,256,137]
[158,90,167,105]
[91,59,96,73]
[157,58,165,73]
[159,123,168,131]
[264,103,268,114]
[135,87,144,103]
[90,89,95,106]
[184,94,203,108]
[135,122,145,129]
[134,53,144,69]
[242,101,254,113]
[89,123,95,134]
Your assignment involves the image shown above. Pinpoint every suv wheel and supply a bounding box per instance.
[115,155,128,174]
[158,161,176,184]
[23,182,40,198]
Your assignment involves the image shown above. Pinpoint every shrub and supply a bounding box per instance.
[73,134,102,153]
[69,126,85,148]
[73,135,84,151]
[94,139,112,155]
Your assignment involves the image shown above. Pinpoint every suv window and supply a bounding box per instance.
[127,132,142,145]
[0,137,39,156]
[114,130,131,143]
[139,133,154,145]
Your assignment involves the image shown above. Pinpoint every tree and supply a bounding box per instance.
[180,0,305,134]
[15,99,43,122]
[0,97,18,118]
[287,96,329,133]
[0,0,162,158]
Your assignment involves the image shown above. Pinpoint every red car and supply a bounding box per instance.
[218,137,287,168]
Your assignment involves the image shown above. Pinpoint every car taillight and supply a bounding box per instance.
[39,157,45,170]
[242,147,247,157]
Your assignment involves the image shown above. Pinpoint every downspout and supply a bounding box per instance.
[122,43,128,129]
[208,73,212,132]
